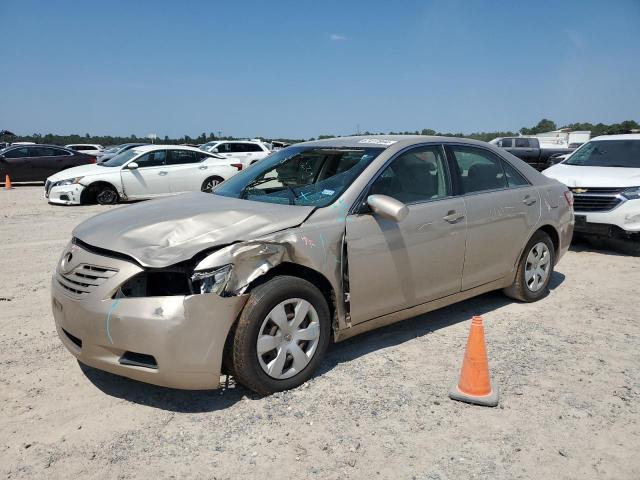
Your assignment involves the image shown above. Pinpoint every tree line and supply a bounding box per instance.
[3,119,639,147]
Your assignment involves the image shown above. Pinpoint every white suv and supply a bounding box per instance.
[200,140,270,167]
[543,134,640,241]
[65,144,104,157]
[45,145,243,205]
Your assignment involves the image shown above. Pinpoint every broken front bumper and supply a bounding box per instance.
[51,242,248,389]
[46,183,85,205]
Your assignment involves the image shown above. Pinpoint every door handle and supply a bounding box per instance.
[522,195,537,206]
[158,171,168,176]
[443,210,465,223]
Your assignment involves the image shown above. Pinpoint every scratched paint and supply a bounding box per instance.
[105,298,121,345]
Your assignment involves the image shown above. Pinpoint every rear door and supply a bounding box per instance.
[29,147,66,179]
[166,149,209,193]
[447,145,540,290]
[243,143,266,165]
[346,144,467,324]
[120,150,170,198]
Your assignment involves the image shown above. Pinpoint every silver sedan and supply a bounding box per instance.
[51,136,574,394]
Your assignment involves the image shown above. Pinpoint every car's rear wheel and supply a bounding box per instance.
[504,230,555,302]
[95,184,119,205]
[201,176,223,193]
[228,275,331,395]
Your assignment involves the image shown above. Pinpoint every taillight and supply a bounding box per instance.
[90,157,97,164]
[563,190,573,207]
[231,163,243,171]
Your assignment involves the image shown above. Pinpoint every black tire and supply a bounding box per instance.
[229,275,331,395]
[503,230,555,302]
[201,176,224,193]
[94,184,119,205]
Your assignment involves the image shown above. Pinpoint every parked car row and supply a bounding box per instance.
[45,145,245,205]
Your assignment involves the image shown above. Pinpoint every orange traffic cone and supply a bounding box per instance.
[449,315,499,407]
[4,174,11,190]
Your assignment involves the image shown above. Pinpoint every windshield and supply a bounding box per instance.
[200,142,219,152]
[103,145,124,154]
[564,140,640,168]
[100,149,140,167]
[214,146,383,206]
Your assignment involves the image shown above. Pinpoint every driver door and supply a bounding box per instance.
[345,145,467,324]
[120,150,170,198]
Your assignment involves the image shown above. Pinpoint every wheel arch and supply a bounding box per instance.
[537,224,560,261]
[80,180,120,204]
[244,262,337,325]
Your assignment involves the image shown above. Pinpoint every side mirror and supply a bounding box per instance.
[127,162,139,169]
[367,194,409,222]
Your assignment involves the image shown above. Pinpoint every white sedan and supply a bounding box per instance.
[45,145,243,205]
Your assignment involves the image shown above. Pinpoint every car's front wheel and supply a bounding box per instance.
[228,275,331,395]
[94,184,119,205]
[504,230,555,302]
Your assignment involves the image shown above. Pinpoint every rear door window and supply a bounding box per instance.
[501,160,530,187]
[450,146,508,194]
[168,150,201,165]
[515,138,530,148]
[244,143,263,152]
[135,150,167,167]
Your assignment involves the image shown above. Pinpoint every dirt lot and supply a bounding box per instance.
[1,185,639,479]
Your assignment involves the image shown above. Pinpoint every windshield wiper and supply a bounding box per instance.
[284,186,298,205]
[240,177,274,199]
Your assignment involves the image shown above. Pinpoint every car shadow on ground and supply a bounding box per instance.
[80,271,565,412]
[570,235,639,257]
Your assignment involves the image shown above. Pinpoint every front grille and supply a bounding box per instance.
[56,264,118,297]
[570,187,625,213]
[573,195,623,212]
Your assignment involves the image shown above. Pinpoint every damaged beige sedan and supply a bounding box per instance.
[51,136,574,394]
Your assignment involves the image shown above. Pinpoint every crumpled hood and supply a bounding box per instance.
[543,163,640,188]
[73,193,314,267]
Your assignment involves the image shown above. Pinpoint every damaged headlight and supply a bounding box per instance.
[191,264,233,294]
[54,177,84,187]
[622,186,640,200]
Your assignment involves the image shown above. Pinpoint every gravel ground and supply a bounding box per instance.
[1,186,639,479]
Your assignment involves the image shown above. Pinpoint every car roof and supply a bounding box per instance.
[3,143,71,149]
[591,134,640,141]
[130,144,212,154]
[300,135,492,149]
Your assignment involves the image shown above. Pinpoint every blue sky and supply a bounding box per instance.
[1,0,639,139]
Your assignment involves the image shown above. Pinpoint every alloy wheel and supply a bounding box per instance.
[203,178,221,193]
[96,189,117,204]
